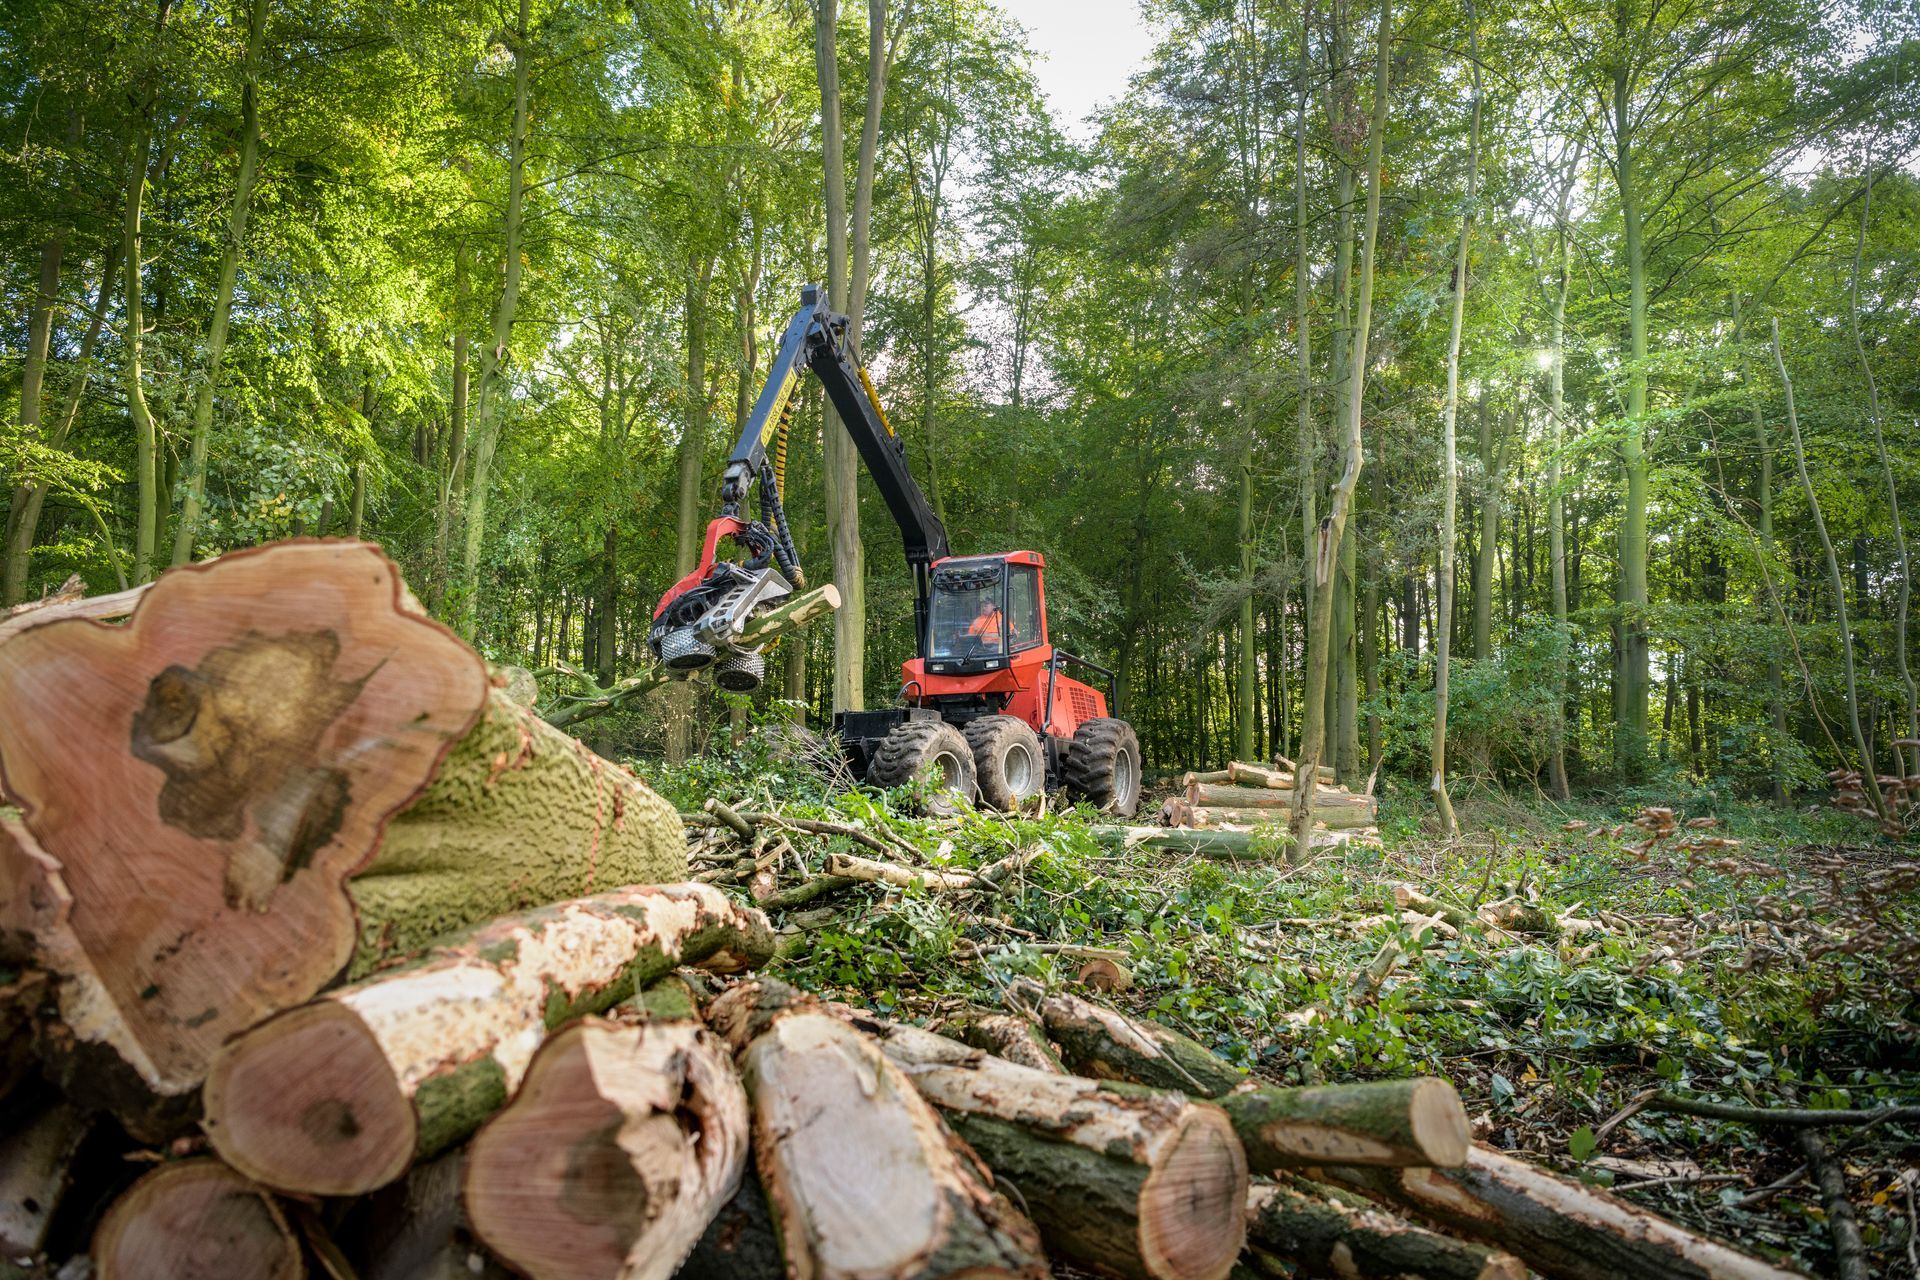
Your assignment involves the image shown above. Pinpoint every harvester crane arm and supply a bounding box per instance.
[648,284,949,687]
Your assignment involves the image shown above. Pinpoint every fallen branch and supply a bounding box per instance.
[1646,1093,1920,1129]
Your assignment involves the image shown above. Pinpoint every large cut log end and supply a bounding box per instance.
[463,1017,749,1280]
[93,1158,303,1280]
[0,541,490,1097]
[1139,1103,1250,1280]
[202,999,415,1197]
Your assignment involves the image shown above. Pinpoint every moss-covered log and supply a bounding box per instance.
[709,980,1050,1280]
[464,1014,749,1280]
[1014,980,1246,1098]
[0,542,687,1115]
[1318,1147,1804,1280]
[1223,1079,1469,1171]
[1245,1180,1525,1280]
[92,1158,302,1280]
[347,682,686,977]
[854,1015,1248,1280]
[203,883,773,1196]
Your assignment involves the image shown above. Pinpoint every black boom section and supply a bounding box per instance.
[715,284,950,654]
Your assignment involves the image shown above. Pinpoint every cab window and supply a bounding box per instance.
[930,567,1005,658]
[1008,565,1041,651]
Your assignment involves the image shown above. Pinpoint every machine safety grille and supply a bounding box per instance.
[1070,688,1099,723]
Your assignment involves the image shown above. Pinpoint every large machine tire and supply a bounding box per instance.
[868,719,978,814]
[1065,717,1142,817]
[963,716,1044,812]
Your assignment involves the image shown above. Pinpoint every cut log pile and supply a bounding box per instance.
[1158,758,1381,852]
[0,545,1806,1280]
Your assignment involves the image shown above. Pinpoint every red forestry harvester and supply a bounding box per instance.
[649,285,1142,816]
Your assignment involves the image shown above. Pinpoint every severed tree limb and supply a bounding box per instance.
[825,850,980,891]
[1245,1180,1525,1280]
[1646,1093,1920,1128]
[1012,979,1246,1098]
[542,585,839,729]
[203,884,773,1196]
[1796,1131,1868,1280]
[939,1009,1067,1074]
[1222,1079,1469,1172]
[843,1013,1249,1280]
[709,980,1050,1280]
[1317,1147,1804,1280]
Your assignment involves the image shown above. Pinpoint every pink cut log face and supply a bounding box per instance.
[0,540,488,1094]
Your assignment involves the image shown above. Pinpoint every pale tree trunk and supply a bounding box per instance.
[1429,7,1479,836]
[458,0,532,639]
[1545,156,1573,799]
[1335,521,1359,777]
[431,246,469,613]
[1291,0,1389,857]
[1229,0,1267,767]
[1770,320,1888,824]
[1850,163,1916,778]
[668,262,715,763]
[4,227,67,603]
[124,0,175,585]
[1611,33,1651,776]
[4,244,120,604]
[1472,395,1497,660]
[1730,291,1786,802]
[172,0,270,565]
[1292,5,1313,766]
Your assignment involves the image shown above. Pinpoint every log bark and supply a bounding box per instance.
[0,542,687,1111]
[464,1014,750,1280]
[1015,981,1246,1099]
[709,980,1051,1280]
[1318,1146,1804,1280]
[203,883,773,1196]
[852,1014,1249,1280]
[349,1151,517,1280]
[1222,1079,1469,1171]
[940,1010,1067,1074]
[824,850,978,891]
[1190,804,1376,831]
[1392,885,1476,932]
[1245,1180,1525,1280]
[1647,1094,1920,1128]
[93,1157,302,1280]
[1796,1130,1867,1280]
[676,1158,785,1280]
[0,1092,88,1258]
[1189,783,1368,812]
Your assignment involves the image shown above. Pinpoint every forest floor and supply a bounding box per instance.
[648,726,1920,1279]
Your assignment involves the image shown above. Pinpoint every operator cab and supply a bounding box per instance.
[924,552,1047,676]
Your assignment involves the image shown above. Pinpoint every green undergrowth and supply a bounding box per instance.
[645,728,1920,1275]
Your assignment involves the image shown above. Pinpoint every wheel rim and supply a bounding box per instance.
[927,749,964,795]
[1004,741,1036,795]
[1111,746,1137,809]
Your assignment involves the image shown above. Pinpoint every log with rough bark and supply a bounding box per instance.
[676,1160,785,1280]
[1189,804,1377,831]
[1187,783,1372,814]
[1392,885,1477,932]
[92,1158,302,1280]
[0,542,686,1115]
[824,850,980,891]
[1243,1180,1526,1280]
[203,883,773,1196]
[940,1010,1068,1074]
[1317,1147,1804,1280]
[464,1010,749,1280]
[1222,1079,1469,1172]
[709,980,1051,1280]
[0,1091,88,1258]
[346,1151,517,1280]
[849,1014,1249,1280]
[542,585,839,729]
[1013,980,1246,1098]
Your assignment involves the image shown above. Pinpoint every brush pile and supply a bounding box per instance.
[1,543,1808,1280]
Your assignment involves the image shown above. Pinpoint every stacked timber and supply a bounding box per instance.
[1159,758,1380,850]
[0,547,1804,1280]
